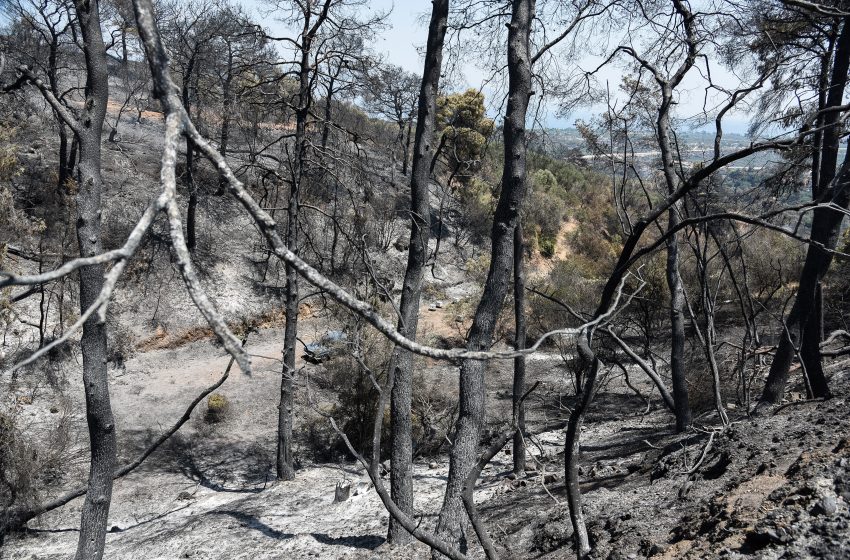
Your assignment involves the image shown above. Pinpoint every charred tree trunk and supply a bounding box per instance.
[761,16,850,405]
[279,6,326,481]
[565,338,597,557]
[563,5,698,552]
[58,123,71,189]
[321,76,334,153]
[388,0,447,544]
[186,150,197,251]
[401,115,413,176]
[800,284,827,396]
[666,207,690,431]
[512,222,527,474]
[182,57,197,252]
[761,154,850,403]
[433,0,534,554]
[330,187,340,274]
[658,84,691,433]
[72,2,116,559]
[68,135,78,179]
[46,34,72,190]
[185,135,197,252]
[217,46,234,195]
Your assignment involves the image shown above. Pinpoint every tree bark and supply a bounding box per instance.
[72,2,116,559]
[800,283,828,397]
[184,136,197,250]
[761,156,850,403]
[186,175,197,251]
[512,222,527,474]
[46,32,72,190]
[658,84,691,433]
[217,45,234,195]
[433,0,534,554]
[666,208,690,432]
[388,0,447,544]
[321,76,334,153]
[183,55,197,252]
[401,115,414,176]
[278,4,328,480]
[761,16,850,405]
[565,339,597,557]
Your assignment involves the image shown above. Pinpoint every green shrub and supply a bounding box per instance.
[539,235,557,258]
[205,393,230,423]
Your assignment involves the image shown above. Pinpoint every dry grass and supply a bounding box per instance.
[134,305,313,352]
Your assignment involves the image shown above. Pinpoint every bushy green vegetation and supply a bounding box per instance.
[205,393,231,423]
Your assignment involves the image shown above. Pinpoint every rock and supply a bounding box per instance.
[506,472,517,480]
[393,238,409,251]
[648,543,668,556]
[745,526,789,549]
[679,480,693,499]
[429,462,438,469]
[334,481,351,502]
[352,481,371,496]
[812,495,838,516]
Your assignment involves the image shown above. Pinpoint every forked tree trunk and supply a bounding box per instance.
[761,155,850,403]
[72,2,116,559]
[433,0,534,554]
[388,0,447,543]
[761,16,850,405]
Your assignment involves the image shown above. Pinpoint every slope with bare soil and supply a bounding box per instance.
[5,316,850,560]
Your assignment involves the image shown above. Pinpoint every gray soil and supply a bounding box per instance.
[4,319,850,559]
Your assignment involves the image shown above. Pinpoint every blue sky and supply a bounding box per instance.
[0,0,752,133]
[245,0,753,134]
